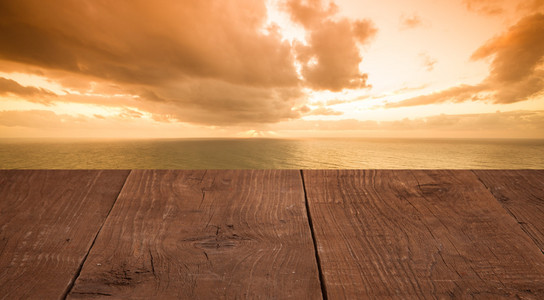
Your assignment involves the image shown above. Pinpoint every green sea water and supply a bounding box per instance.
[1,138,543,169]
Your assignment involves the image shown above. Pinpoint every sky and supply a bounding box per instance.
[0,0,543,138]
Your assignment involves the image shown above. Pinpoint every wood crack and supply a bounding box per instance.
[149,249,156,278]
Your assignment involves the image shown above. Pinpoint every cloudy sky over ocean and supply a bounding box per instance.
[0,0,543,138]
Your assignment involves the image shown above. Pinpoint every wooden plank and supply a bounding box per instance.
[304,169,544,299]
[473,170,544,253]
[0,170,130,300]
[68,170,322,299]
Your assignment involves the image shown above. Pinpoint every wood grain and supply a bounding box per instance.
[68,170,322,299]
[0,170,129,300]
[303,169,544,299]
[473,170,544,253]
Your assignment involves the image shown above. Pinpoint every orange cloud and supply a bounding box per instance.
[286,0,376,91]
[0,1,298,87]
[462,0,504,15]
[399,14,424,30]
[471,13,544,103]
[0,77,56,102]
[0,110,83,128]
[0,0,379,125]
[274,110,544,137]
[0,0,311,125]
[463,0,544,15]
[517,0,544,12]
[390,13,544,107]
[5,109,543,139]
[152,80,303,125]
[419,53,437,71]
[301,105,344,116]
[387,84,486,108]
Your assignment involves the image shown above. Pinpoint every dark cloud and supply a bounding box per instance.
[0,0,298,88]
[286,0,376,91]
[152,80,304,125]
[0,0,378,125]
[0,77,56,101]
[0,0,308,125]
[390,13,544,107]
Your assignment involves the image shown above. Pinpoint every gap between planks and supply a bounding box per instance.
[300,170,328,300]
[61,170,132,300]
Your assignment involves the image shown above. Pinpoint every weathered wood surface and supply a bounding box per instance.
[2,170,544,299]
[0,170,129,300]
[474,170,544,254]
[68,170,322,299]
[303,170,544,299]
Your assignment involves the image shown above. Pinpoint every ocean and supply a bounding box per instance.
[1,138,543,169]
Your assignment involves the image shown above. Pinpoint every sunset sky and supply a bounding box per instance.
[0,0,543,138]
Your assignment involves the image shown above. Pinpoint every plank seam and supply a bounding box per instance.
[300,170,328,300]
[60,170,132,299]
[471,170,544,255]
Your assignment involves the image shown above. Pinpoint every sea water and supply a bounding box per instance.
[1,138,543,169]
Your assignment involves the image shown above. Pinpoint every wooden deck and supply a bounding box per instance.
[0,170,543,299]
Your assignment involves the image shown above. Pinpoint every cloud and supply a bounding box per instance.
[0,77,56,102]
[3,109,543,138]
[0,110,82,128]
[285,0,377,91]
[387,84,486,108]
[462,0,504,15]
[119,108,144,119]
[303,106,343,116]
[419,53,437,71]
[0,1,299,88]
[471,13,544,102]
[285,0,339,27]
[0,0,311,125]
[390,13,544,107]
[463,0,544,15]
[149,79,304,125]
[399,14,424,30]
[0,0,379,125]
[0,109,172,129]
[392,84,430,94]
[0,109,225,138]
[517,0,544,12]
[274,110,544,136]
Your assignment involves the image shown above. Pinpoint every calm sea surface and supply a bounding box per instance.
[1,138,543,169]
